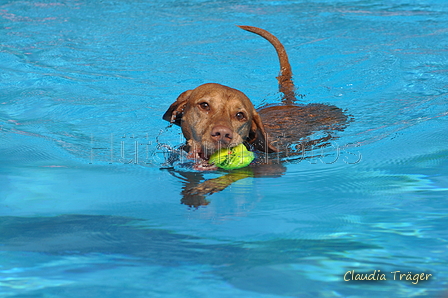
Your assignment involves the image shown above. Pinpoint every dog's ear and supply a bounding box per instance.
[247,112,278,153]
[162,90,193,126]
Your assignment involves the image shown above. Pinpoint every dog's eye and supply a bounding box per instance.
[198,102,210,111]
[236,112,246,121]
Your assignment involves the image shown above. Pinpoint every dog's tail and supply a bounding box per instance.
[238,25,296,104]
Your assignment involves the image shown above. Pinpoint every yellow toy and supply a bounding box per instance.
[209,144,255,170]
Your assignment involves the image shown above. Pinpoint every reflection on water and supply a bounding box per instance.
[0,214,381,296]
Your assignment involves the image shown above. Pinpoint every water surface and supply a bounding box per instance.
[1,0,447,297]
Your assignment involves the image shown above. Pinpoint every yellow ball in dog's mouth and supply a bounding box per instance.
[208,144,255,170]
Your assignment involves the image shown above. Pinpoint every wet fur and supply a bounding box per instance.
[162,26,349,206]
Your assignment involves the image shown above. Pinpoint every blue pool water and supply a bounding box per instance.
[1,0,447,297]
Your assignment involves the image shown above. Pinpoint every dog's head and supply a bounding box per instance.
[163,83,277,163]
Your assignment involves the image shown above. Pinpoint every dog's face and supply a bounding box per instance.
[163,83,276,168]
[179,84,254,155]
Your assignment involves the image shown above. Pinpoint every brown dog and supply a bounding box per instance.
[163,26,348,172]
[163,82,276,170]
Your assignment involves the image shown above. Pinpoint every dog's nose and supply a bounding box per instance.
[211,125,233,144]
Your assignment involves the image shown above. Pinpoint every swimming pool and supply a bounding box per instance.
[1,0,447,297]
